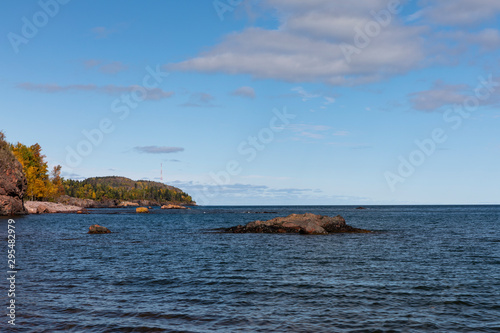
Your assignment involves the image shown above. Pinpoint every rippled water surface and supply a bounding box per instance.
[1,205,499,332]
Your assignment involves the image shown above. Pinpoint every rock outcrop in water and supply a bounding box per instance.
[88,224,111,234]
[224,213,370,235]
[0,133,27,216]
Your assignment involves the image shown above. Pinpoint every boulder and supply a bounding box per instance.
[36,204,50,214]
[136,207,149,213]
[88,224,111,234]
[161,204,188,210]
[225,213,370,235]
[356,206,367,210]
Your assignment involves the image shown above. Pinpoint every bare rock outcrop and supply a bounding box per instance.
[24,201,83,214]
[57,195,97,208]
[88,224,111,234]
[224,213,370,235]
[0,133,27,216]
[161,204,188,210]
[118,201,139,207]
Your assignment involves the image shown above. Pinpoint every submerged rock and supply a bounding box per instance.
[356,206,367,210]
[224,213,370,235]
[88,224,111,234]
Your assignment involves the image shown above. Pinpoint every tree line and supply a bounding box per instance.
[63,178,193,203]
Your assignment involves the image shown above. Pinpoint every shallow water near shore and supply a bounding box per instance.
[1,205,499,332]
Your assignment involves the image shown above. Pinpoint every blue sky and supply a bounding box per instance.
[1,0,499,205]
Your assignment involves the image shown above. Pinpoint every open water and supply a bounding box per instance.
[1,205,499,332]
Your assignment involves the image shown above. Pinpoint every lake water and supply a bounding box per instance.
[1,205,499,332]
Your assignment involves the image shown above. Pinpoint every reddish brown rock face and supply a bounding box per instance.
[224,213,370,235]
[0,147,27,216]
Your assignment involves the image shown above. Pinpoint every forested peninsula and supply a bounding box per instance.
[0,132,195,215]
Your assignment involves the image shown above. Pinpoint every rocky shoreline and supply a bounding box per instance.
[56,195,194,209]
[25,201,84,214]
[21,198,193,214]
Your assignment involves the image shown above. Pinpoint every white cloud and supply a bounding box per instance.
[83,59,101,69]
[180,92,217,107]
[82,59,129,74]
[460,29,500,51]
[292,87,320,101]
[323,96,336,105]
[327,142,372,149]
[99,61,129,74]
[17,82,174,100]
[419,0,500,26]
[287,124,331,140]
[168,1,426,85]
[169,181,319,199]
[409,82,469,111]
[231,86,256,98]
[409,78,500,111]
[134,146,184,154]
[90,23,128,39]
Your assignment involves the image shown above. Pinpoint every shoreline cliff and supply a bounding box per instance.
[0,132,27,216]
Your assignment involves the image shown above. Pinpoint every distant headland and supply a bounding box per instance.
[0,132,195,216]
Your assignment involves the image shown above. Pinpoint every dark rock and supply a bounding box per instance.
[88,224,111,234]
[356,207,367,210]
[0,134,27,216]
[224,213,370,235]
